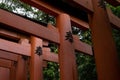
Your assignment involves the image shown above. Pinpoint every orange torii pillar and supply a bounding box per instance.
[89,0,120,80]
[56,14,78,80]
[30,37,43,80]
[10,61,16,80]
[0,67,10,80]
[16,56,27,80]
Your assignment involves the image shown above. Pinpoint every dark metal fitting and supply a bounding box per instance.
[22,55,28,61]
[35,46,42,56]
[65,31,73,43]
[13,61,17,66]
[98,0,106,9]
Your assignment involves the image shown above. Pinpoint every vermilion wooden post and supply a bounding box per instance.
[89,0,120,80]
[10,61,16,80]
[0,67,10,80]
[30,36,43,80]
[56,14,78,80]
[16,56,27,80]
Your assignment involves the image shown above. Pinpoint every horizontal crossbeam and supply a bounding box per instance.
[70,16,89,29]
[0,9,60,44]
[107,8,120,29]
[0,39,30,56]
[21,0,89,30]
[105,0,120,6]
[0,59,12,68]
[0,50,49,68]
[73,35,93,55]
[0,50,18,61]
[0,28,20,41]
[63,0,93,13]
[43,48,58,63]
[0,9,93,56]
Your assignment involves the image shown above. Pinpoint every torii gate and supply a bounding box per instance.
[0,0,120,80]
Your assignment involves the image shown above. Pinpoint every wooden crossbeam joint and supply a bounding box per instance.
[22,55,29,61]
[13,61,17,67]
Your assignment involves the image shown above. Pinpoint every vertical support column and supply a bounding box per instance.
[89,0,120,80]
[56,14,78,80]
[10,61,16,80]
[30,36,43,80]
[0,67,10,80]
[16,56,27,80]
[15,37,29,80]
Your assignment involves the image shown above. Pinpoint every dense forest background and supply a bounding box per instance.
[0,0,120,80]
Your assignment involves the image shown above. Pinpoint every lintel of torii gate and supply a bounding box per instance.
[61,0,120,12]
[20,0,90,30]
[0,0,120,67]
[0,9,93,65]
[0,9,93,55]
[0,6,120,56]
[107,8,120,29]
[105,0,120,6]
[0,59,12,68]
[20,0,120,30]
[21,0,120,15]
[0,5,120,56]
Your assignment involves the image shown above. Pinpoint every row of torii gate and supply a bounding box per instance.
[0,0,120,80]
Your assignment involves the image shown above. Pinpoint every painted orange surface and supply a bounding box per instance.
[0,0,120,80]
[89,0,120,80]
[0,67,10,80]
[57,14,78,80]
[30,37,43,80]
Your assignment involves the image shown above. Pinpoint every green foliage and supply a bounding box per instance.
[77,37,97,80]
[0,0,55,25]
[48,43,58,53]
[76,53,97,80]
[109,5,120,18]
[72,27,92,45]
[112,29,120,61]
[80,30,92,45]
[108,5,120,61]
[43,62,60,80]
[72,27,97,80]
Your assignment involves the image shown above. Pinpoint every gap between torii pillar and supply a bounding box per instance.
[56,14,78,80]
[89,0,120,80]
